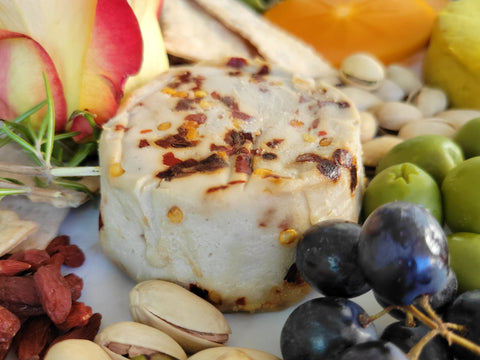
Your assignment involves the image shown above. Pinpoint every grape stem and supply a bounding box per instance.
[405,295,480,359]
[360,294,480,359]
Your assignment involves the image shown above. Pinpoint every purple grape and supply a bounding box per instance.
[445,290,480,360]
[280,297,377,360]
[338,340,408,360]
[295,220,370,297]
[358,201,449,305]
[381,321,453,360]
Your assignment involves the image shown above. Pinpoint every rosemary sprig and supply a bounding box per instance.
[0,74,100,200]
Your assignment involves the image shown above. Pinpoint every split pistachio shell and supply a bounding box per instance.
[398,118,456,139]
[362,136,404,168]
[188,347,281,360]
[340,53,385,90]
[408,86,448,117]
[385,64,422,95]
[129,280,231,354]
[44,339,111,360]
[374,101,422,131]
[95,321,187,360]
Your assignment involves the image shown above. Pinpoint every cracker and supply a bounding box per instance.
[160,0,256,62]
[0,209,38,256]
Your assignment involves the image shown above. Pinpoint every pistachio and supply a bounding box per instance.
[374,101,422,131]
[362,136,404,168]
[385,64,422,96]
[44,339,111,360]
[129,280,231,354]
[398,118,456,139]
[359,111,378,143]
[339,53,385,90]
[408,86,448,117]
[95,321,187,360]
[188,347,281,360]
[435,109,480,130]
[372,79,405,102]
[339,86,383,111]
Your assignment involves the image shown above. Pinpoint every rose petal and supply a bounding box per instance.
[0,29,67,131]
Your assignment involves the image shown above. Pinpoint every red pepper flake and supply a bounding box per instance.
[138,139,150,148]
[163,152,182,166]
[256,64,270,76]
[140,129,152,134]
[290,119,304,128]
[174,99,195,111]
[114,124,126,131]
[235,154,252,174]
[211,91,221,100]
[185,113,207,124]
[232,110,252,121]
[226,57,248,68]
[318,130,327,136]
[266,139,284,148]
[206,185,229,193]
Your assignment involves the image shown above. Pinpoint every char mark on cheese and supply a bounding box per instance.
[156,154,227,181]
[296,149,358,192]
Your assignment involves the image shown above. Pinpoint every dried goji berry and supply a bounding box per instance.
[0,260,31,276]
[45,235,70,256]
[33,263,72,325]
[0,305,21,360]
[0,303,44,321]
[0,276,41,307]
[56,302,92,332]
[8,249,50,271]
[13,315,57,360]
[48,313,101,349]
[55,245,85,268]
[64,273,83,302]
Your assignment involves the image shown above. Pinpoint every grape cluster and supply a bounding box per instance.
[282,201,480,360]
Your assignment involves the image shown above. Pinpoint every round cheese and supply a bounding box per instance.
[99,58,363,312]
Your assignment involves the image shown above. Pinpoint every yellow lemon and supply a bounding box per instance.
[423,0,480,109]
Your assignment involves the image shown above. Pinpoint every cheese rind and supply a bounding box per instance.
[99,60,363,312]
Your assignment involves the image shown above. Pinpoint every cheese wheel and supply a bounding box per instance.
[99,58,364,312]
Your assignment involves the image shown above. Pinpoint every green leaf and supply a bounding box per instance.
[42,73,55,167]
[53,178,95,199]
[1,122,38,157]
[0,188,29,200]
[0,177,25,185]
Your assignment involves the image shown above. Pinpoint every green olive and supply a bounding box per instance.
[442,156,480,233]
[362,162,442,223]
[448,232,480,292]
[454,117,480,158]
[376,134,464,184]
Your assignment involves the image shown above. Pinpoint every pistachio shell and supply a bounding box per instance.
[359,111,378,143]
[435,109,480,130]
[408,86,448,118]
[129,280,231,354]
[44,339,111,360]
[385,64,422,96]
[398,118,456,139]
[374,101,422,131]
[95,321,187,360]
[188,347,281,360]
[372,79,405,102]
[362,135,404,168]
[339,86,383,111]
[340,53,385,90]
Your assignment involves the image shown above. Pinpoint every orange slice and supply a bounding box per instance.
[264,0,437,67]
